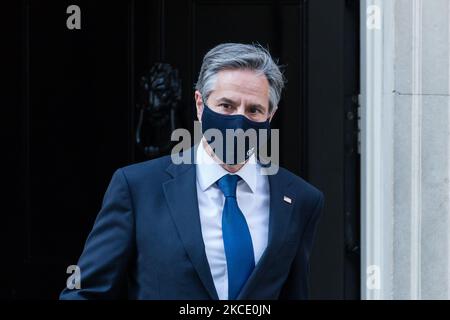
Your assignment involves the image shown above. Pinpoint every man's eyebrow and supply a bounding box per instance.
[216,97,265,109]
[248,103,265,110]
[216,97,238,105]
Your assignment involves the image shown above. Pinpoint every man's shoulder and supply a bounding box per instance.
[276,166,324,204]
[116,154,175,185]
[123,154,173,171]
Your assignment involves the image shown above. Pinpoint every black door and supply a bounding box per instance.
[4,0,360,299]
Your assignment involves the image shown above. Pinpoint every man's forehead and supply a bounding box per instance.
[215,69,269,85]
[210,70,270,106]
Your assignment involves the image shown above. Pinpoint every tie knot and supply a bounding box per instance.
[217,174,241,198]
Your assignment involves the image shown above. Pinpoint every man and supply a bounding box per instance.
[60,43,324,300]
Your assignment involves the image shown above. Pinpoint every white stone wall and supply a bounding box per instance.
[361,0,450,299]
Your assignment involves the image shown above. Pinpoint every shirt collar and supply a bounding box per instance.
[195,140,258,193]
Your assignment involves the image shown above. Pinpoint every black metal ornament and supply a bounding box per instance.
[136,63,181,158]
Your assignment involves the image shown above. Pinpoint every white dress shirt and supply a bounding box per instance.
[195,141,270,300]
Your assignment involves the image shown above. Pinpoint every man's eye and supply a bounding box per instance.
[219,103,232,109]
[250,107,262,114]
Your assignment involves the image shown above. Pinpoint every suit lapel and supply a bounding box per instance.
[163,160,219,300]
[237,169,296,300]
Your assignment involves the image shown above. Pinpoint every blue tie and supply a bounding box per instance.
[217,174,255,300]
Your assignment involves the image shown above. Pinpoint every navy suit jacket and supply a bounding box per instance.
[60,149,324,300]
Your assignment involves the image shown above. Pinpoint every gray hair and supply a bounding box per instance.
[195,43,285,113]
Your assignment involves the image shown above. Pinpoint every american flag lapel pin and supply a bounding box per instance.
[283,196,292,204]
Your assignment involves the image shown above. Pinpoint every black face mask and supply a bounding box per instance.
[201,103,271,165]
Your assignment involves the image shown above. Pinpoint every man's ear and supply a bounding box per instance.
[194,90,204,122]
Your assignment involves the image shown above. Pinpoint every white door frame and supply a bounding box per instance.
[360,0,395,300]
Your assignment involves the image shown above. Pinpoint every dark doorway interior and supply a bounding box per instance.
[4,0,360,299]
